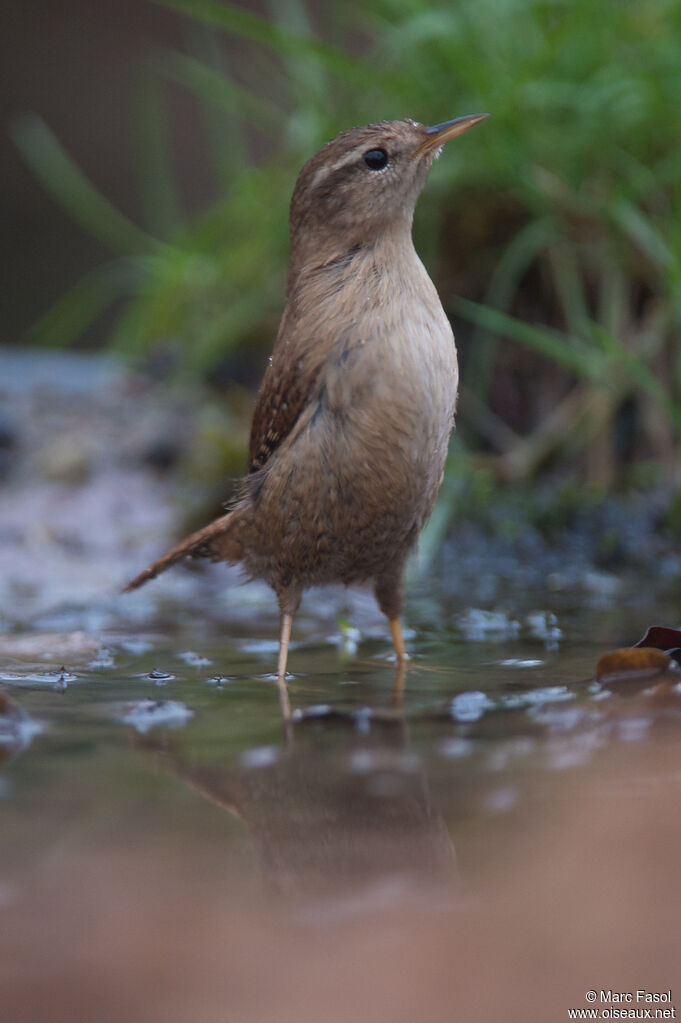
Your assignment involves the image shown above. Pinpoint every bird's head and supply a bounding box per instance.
[289,114,488,262]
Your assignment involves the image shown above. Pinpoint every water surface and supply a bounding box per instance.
[3,580,681,1022]
[2,349,680,1020]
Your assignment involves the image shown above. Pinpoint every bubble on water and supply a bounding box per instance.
[353,707,373,734]
[483,786,517,814]
[0,669,77,687]
[119,699,193,733]
[487,738,537,770]
[119,639,154,656]
[618,717,651,743]
[237,639,280,655]
[0,708,43,753]
[546,731,602,770]
[529,705,595,734]
[526,611,562,649]
[502,686,574,710]
[205,675,229,687]
[438,737,477,759]
[449,690,495,722]
[299,704,333,719]
[144,669,175,684]
[458,609,520,642]
[177,651,212,667]
[583,571,622,599]
[89,647,115,668]
[239,745,279,769]
[350,749,376,773]
[500,658,545,668]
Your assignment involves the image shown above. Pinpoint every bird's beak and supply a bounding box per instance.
[415,113,489,157]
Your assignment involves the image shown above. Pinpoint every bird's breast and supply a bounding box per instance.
[321,251,458,445]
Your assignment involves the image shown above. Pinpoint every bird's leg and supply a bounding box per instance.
[276,611,293,680]
[388,616,408,661]
[375,564,411,709]
[274,611,293,721]
[375,564,408,661]
[273,584,302,722]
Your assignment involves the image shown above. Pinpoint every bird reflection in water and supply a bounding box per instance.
[134,705,456,905]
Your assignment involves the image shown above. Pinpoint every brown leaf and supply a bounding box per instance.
[596,647,672,688]
[634,626,681,651]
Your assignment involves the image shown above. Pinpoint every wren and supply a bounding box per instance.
[125,114,488,695]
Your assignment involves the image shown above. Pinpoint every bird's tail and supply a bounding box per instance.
[123,512,240,592]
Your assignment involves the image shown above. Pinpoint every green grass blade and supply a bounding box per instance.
[610,198,673,273]
[12,115,162,256]
[156,0,366,82]
[548,240,591,338]
[184,24,245,189]
[29,261,140,347]
[133,64,182,237]
[454,297,602,380]
[589,322,681,435]
[465,217,556,400]
[156,52,283,130]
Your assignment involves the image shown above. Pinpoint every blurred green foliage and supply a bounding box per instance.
[12,0,681,489]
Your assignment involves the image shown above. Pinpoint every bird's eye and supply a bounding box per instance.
[363,148,389,171]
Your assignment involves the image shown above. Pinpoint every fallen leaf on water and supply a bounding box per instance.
[596,647,672,688]
[634,625,681,651]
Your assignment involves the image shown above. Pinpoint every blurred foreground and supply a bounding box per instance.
[2,686,680,1023]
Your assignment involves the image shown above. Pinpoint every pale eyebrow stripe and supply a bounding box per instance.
[307,144,374,191]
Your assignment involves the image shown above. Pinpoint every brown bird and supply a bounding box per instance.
[125,113,487,691]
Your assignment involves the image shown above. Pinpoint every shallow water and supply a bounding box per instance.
[2,350,681,1020]
[2,580,681,1021]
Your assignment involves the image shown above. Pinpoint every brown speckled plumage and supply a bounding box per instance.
[125,114,487,689]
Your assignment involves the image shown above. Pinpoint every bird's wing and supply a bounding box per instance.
[248,250,363,473]
[247,332,325,473]
[248,381,311,473]
[247,281,343,473]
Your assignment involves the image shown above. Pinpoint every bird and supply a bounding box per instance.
[124,113,488,696]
